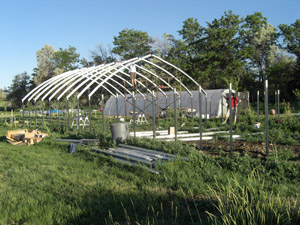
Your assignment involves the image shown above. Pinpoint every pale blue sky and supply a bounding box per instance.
[0,0,299,89]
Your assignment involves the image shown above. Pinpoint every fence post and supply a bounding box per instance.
[116,93,119,122]
[77,98,80,134]
[89,97,92,133]
[229,84,233,154]
[174,88,177,141]
[199,87,203,150]
[265,80,269,156]
[58,100,60,129]
[191,94,194,119]
[152,91,156,139]
[257,91,260,121]
[102,94,105,132]
[277,90,280,124]
[49,100,52,130]
[67,99,70,132]
[35,101,37,129]
[133,92,136,138]
[221,93,223,122]
[28,101,31,128]
[42,101,44,129]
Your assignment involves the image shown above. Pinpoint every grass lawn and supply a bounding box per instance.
[0,116,299,224]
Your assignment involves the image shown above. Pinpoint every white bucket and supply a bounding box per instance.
[253,122,261,129]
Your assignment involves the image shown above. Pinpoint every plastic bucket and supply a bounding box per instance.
[110,122,130,143]
[253,122,261,129]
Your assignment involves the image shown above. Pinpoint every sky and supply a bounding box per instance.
[0,0,299,89]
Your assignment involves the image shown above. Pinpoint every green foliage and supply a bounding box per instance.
[5,72,31,107]
[292,89,300,102]
[112,28,154,60]
[207,172,300,225]
[280,101,291,113]
[53,46,80,72]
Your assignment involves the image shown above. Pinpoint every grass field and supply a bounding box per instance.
[0,112,300,224]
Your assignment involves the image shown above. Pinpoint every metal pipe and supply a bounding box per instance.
[77,98,80,134]
[89,97,92,133]
[191,95,194,119]
[174,89,177,141]
[133,92,136,138]
[102,94,105,132]
[221,93,223,122]
[35,101,37,129]
[22,102,24,128]
[42,101,44,129]
[265,80,269,156]
[229,83,233,154]
[67,99,70,132]
[205,95,208,124]
[198,87,203,150]
[237,92,240,123]
[165,96,168,118]
[49,100,52,130]
[58,100,60,129]
[277,90,280,124]
[209,99,211,118]
[28,101,31,128]
[116,93,119,122]
[257,91,260,121]
[152,91,156,139]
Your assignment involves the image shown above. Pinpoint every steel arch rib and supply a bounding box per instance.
[22,70,77,102]
[67,62,124,99]
[57,63,115,100]
[40,66,99,102]
[88,55,152,99]
[142,58,193,96]
[49,65,106,101]
[69,63,130,100]
[33,69,86,102]
[151,55,207,95]
[30,70,80,102]
[76,62,137,100]
[135,65,172,95]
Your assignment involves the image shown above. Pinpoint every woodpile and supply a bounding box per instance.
[6,129,48,146]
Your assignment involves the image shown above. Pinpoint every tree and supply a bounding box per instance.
[201,11,244,89]
[240,12,278,82]
[53,46,80,73]
[279,19,300,91]
[34,44,55,85]
[5,72,31,107]
[34,44,81,85]
[0,88,6,100]
[279,19,300,62]
[112,29,154,60]
[89,44,116,65]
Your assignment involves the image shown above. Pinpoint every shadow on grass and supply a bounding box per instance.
[64,188,215,225]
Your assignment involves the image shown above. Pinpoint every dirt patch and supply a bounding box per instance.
[185,140,300,159]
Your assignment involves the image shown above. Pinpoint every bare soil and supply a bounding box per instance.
[186,140,300,159]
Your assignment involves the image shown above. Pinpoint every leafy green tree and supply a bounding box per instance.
[0,88,6,100]
[176,18,207,86]
[240,12,278,82]
[34,44,55,85]
[201,10,244,89]
[5,72,31,107]
[53,46,80,73]
[279,19,300,91]
[112,29,154,60]
[279,19,300,61]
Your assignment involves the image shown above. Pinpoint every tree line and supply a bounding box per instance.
[4,11,300,107]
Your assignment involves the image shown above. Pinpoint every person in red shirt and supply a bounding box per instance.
[222,92,240,124]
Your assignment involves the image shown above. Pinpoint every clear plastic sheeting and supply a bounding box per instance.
[104,89,231,118]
